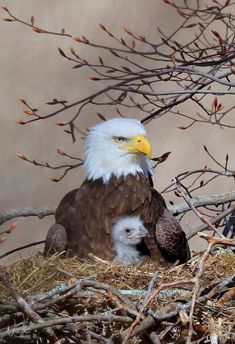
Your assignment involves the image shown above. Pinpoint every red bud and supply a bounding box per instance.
[171,54,176,64]
[51,178,60,182]
[82,36,89,44]
[213,96,218,109]
[58,47,66,57]
[89,76,101,81]
[23,110,34,116]
[139,36,146,42]
[177,125,186,130]
[3,17,13,22]
[74,36,84,43]
[70,47,75,55]
[17,153,28,161]
[19,98,27,105]
[9,222,18,231]
[124,27,133,35]
[33,28,42,33]
[99,23,107,31]
[1,6,9,11]
[56,149,65,155]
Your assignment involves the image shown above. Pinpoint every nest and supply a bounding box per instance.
[0,249,234,344]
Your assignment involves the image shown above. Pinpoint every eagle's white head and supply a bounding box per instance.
[84,118,152,182]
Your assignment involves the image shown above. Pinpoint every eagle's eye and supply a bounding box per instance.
[125,228,131,233]
[115,136,126,143]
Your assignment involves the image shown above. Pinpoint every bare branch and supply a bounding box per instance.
[186,233,235,344]
[0,191,234,226]
[0,267,58,342]
[0,207,56,225]
[169,190,235,215]
[187,205,235,240]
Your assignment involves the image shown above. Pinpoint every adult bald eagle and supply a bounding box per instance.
[44,118,190,264]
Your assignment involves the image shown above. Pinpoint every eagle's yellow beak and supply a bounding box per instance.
[122,135,151,158]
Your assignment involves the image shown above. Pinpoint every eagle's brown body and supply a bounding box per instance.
[44,173,190,263]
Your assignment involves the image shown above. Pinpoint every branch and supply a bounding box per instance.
[113,87,235,97]
[186,233,235,344]
[147,272,235,321]
[169,190,235,215]
[121,278,195,344]
[0,191,234,226]
[0,207,56,225]
[0,313,132,339]
[0,240,45,260]
[0,267,58,342]
[187,205,235,240]
[174,179,222,236]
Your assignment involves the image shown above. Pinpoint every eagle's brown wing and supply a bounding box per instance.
[154,207,191,263]
[44,223,67,256]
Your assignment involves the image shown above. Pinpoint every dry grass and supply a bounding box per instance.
[1,251,234,297]
[0,251,234,343]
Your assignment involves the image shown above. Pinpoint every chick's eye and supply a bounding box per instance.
[115,136,126,143]
[125,228,131,233]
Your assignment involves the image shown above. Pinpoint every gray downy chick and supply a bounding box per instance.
[112,215,149,264]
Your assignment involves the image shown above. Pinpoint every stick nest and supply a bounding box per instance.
[0,250,234,343]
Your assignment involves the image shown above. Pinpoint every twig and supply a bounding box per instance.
[147,273,235,321]
[121,272,158,343]
[121,279,194,343]
[0,313,133,339]
[88,330,113,344]
[187,205,235,239]
[186,234,235,344]
[0,240,45,260]
[121,315,155,341]
[174,178,225,238]
[139,271,158,312]
[0,267,58,342]
[149,331,161,344]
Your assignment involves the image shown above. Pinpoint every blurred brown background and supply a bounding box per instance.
[1,0,234,262]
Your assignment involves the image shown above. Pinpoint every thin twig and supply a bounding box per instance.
[0,267,58,342]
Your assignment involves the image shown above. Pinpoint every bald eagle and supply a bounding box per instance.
[112,215,149,264]
[44,118,190,264]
